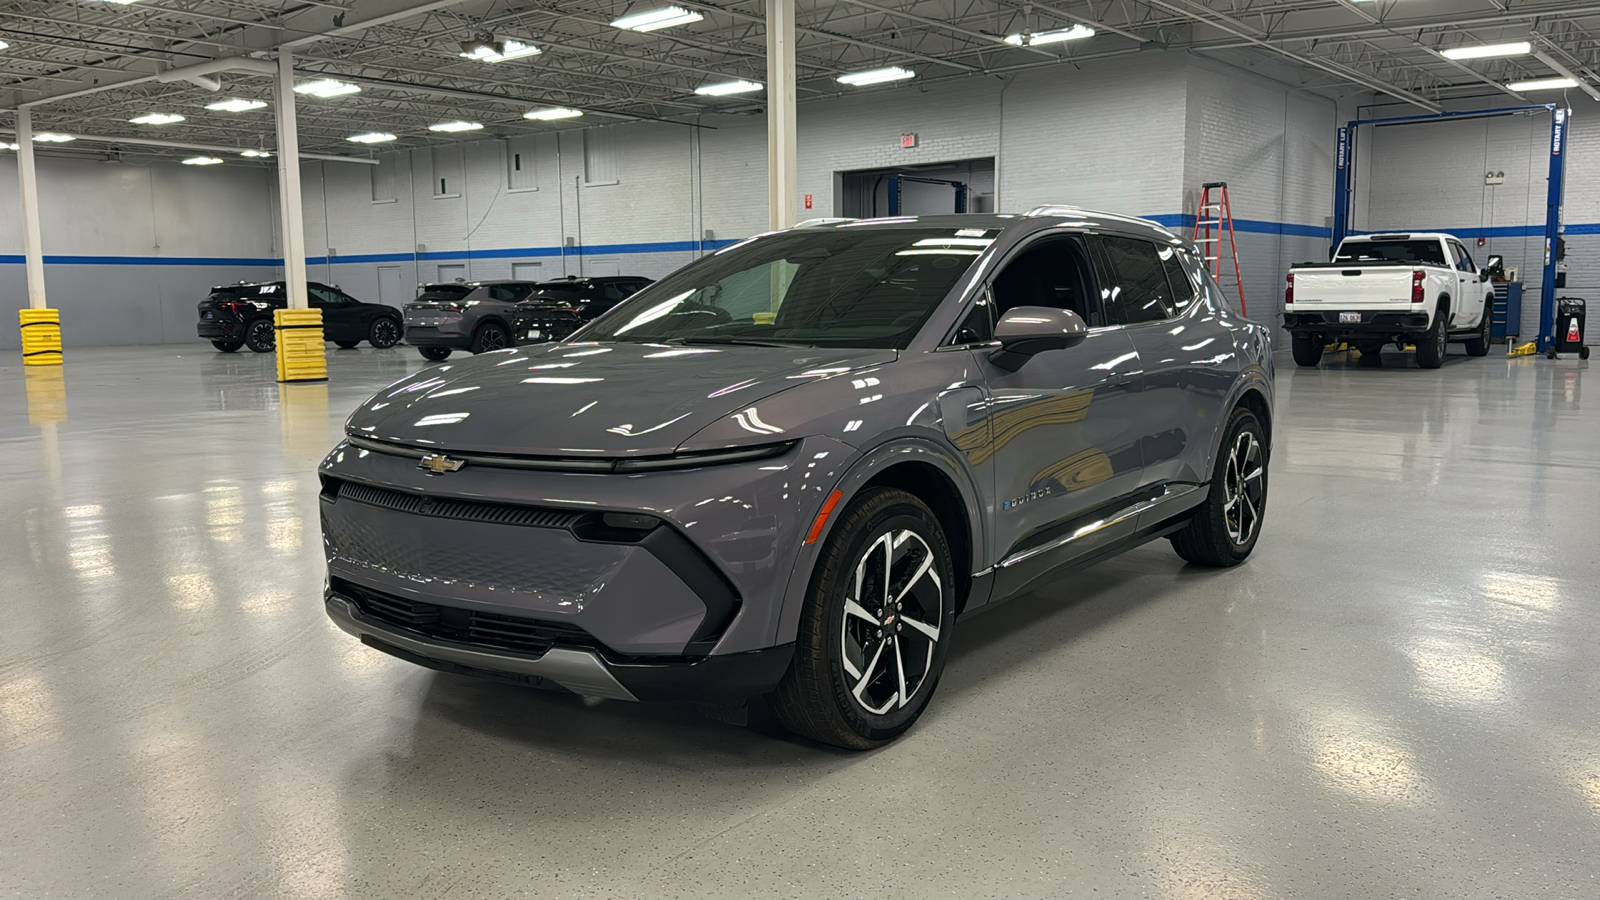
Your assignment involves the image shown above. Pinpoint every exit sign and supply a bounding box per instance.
[901,133,918,148]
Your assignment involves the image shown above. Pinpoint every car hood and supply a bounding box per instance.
[346,342,897,457]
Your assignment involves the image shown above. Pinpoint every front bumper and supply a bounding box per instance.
[325,592,794,700]
[1284,311,1431,335]
[403,326,473,349]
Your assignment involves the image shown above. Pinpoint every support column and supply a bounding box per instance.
[273,49,326,382]
[15,107,62,366]
[766,0,798,231]
[1537,107,1568,352]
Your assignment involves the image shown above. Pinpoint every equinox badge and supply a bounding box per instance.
[418,453,466,475]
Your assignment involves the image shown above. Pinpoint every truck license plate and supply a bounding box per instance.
[1339,312,1362,324]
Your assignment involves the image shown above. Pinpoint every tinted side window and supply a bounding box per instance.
[1099,236,1177,325]
[990,235,1101,325]
[950,296,995,345]
[487,285,521,302]
[1161,247,1198,312]
[308,285,342,306]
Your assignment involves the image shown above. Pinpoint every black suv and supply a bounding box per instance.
[511,276,653,344]
[197,281,403,353]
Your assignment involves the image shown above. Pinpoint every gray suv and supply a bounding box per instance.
[319,209,1274,749]
[403,280,540,361]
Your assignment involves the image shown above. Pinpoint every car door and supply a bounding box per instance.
[967,231,1146,600]
[1449,240,1483,325]
[308,283,361,341]
[1092,234,1231,488]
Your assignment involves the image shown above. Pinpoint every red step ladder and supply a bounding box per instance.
[1195,182,1248,318]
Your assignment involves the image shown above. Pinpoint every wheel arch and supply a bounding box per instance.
[770,437,987,648]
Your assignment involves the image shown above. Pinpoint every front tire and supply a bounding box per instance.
[1170,407,1268,568]
[211,340,243,353]
[369,316,400,349]
[418,347,451,361]
[1465,297,1492,357]
[1416,303,1449,369]
[334,340,360,350]
[244,318,275,353]
[769,488,956,750]
[1291,333,1323,368]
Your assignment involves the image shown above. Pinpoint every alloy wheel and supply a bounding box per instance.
[371,318,399,348]
[478,327,507,352]
[1223,431,1265,545]
[840,529,943,715]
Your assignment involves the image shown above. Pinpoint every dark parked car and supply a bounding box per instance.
[198,281,402,352]
[404,280,542,361]
[318,209,1274,749]
[511,275,653,344]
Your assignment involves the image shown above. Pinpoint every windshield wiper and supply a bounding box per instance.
[675,337,819,348]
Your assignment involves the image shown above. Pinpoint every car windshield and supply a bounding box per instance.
[580,228,989,349]
[1334,240,1447,266]
[416,284,473,303]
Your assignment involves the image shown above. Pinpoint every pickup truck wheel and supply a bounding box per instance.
[1416,305,1449,369]
[1465,297,1492,357]
[244,318,276,353]
[1291,334,1323,367]
[768,488,955,750]
[1170,407,1267,568]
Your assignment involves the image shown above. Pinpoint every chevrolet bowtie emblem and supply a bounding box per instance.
[418,453,466,475]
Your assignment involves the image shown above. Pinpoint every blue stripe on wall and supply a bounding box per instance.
[7,218,1595,269]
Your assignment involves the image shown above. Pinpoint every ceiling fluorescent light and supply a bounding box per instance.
[33,133,74,142]
[240,149,272,158]
[611,6,703,32]
[294,79,361,98]
[0,41,9,51]
[1506,77,1579,91]
[182,156,224,166]
[130,112,185,125]
[837,66,916,86]
[1003,25,1095,46]
[347,132,398,143]
[0,142,18,151]
[428,121,483,133]
[206,98,267,113]
[695,79,763,96]
[524,107,583,121]
[1440,41,1532,61]
[460,38,541,62]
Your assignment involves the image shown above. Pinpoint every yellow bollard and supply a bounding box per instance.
[19,308,62,366]
[274,307,327,383]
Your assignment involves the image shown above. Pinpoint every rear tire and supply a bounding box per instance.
[368,316,401,349]
[769,488,956,750]
[1170,407,1268,568]
[334,340,360,350]
[1291,334,1323,368]
[244,318,275,353]
[419,347,451,361]
[470,322,510,354]
[1416,304,1449,369]
[1465,297,1492,357]
[211,340,243,353]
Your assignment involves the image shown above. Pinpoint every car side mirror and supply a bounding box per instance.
[989,306,1088,371]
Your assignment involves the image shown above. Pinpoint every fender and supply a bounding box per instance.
[765,435,988,649]
[1202,364,1274,476]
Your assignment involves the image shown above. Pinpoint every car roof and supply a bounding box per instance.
[1342,233,1453,241]
[788,208,1181,243]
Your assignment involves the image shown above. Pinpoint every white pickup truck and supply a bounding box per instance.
[1284,233,1496,369]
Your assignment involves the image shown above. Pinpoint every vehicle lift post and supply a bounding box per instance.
[886,175,970,215]
[1332,104,1567,352]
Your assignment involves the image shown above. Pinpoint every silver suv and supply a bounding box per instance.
[403,280,540,361]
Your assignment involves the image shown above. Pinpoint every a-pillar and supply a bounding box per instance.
[273,49,327,382]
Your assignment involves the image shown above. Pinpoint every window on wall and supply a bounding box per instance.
[370,152,397,203]
[507,136,538,191]
[432,145,463,198]
[583,126,618,185]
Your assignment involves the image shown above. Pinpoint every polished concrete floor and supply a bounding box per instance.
[2,343,1597,898]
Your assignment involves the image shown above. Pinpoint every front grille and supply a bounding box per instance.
[333,480,582,530]
[340,581,593,657]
